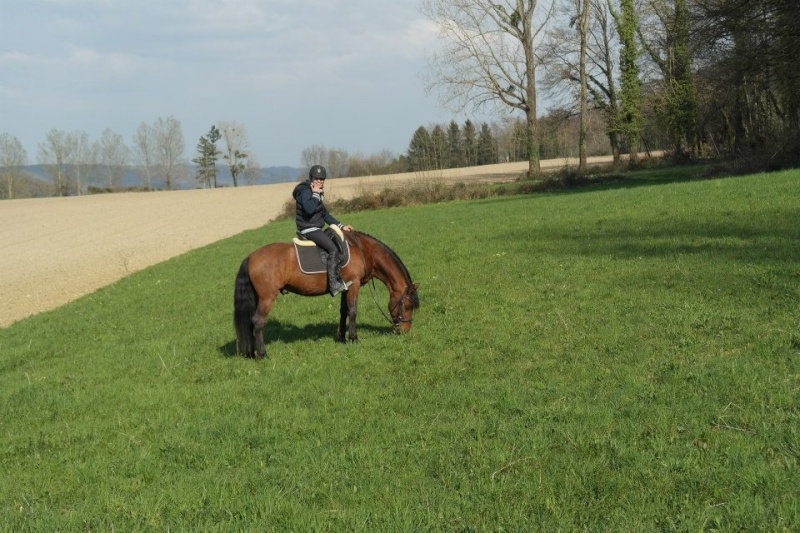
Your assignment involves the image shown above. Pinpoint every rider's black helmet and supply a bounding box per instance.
[309,165,327,180]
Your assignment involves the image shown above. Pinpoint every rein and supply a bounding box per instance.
[368,279,414,328]
[351,233,412,329]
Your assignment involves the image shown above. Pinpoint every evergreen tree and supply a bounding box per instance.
[462,120,477,167]
[407,126,433,171]
[477,123,498,165]
[192,125,221,188]
[430,125,448,170]
[446,120,463,168]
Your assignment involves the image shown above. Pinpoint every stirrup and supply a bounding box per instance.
[329,280,351,297]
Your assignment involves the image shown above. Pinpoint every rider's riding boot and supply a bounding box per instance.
[327,251,351,296]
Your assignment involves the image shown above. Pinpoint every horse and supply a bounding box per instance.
[233,230,420,359]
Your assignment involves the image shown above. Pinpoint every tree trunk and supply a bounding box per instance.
[577,0,590,173]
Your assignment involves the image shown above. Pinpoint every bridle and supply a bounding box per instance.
[369,279,414,329]
[389,284,415,327]
[352,232,414,329]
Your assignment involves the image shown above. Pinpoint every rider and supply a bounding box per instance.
[293,164,353,296]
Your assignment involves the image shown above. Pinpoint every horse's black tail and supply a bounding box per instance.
[233,257,257,357]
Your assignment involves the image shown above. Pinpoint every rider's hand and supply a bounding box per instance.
[342,225,353,232]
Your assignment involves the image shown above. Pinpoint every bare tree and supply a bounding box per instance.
[96,128,130,190]
[218,120,250,187]
[243,155,263,185]
[38,129,73,196]
[538,0,627,163]
[592,0,623,163]
[575,0,592,171]
[0,133,28,199]
[133,121,157,190]
[421,0,555,177]
[325,149,350,178]
[300,145,327,172]
[347,149,397,176]
[66,131,92,195]
[153,116,185,190]
[300,145,350,178]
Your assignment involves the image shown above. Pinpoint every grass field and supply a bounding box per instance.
[1,166,798,531]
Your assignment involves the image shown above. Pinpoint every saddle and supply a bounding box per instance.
[292,226,351,274]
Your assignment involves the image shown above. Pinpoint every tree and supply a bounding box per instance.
[500,117,530,162]
[192,125,221,188]
[430,125,448,170]
[133,121,157,190]
[421,0,555,177]
[0,133,28,199]
[153,116,185,190]
[462,119,478,166]
[592,0,624,163]
[66,131,92,195]
[692,0,799,163]
[408,126,433,171]
[96,128,130,190]
[300,145,350,178]
[541,0,626,164]
[613,0,643,163]
[218,120,250,187]
[640,0,697,158]
[574,0,592,171]
[300,145,327,175]
[477,122,499,164]
[38,129,73,196]
[326,149,350,179]
[347,149,398,176]
[446,120,463,168]
[243,155,263,185]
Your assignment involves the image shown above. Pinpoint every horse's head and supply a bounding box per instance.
[389,283,420,333]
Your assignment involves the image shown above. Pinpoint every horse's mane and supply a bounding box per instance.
[351,231,419,307]
[351,231,413,283]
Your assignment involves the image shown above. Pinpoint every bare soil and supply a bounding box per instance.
[0,157,615,327]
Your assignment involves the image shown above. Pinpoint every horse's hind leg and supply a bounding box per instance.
[253,294,276,359]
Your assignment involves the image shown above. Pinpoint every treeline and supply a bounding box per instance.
[296,110,637,179]
[1,111,617,200]
[541,0,800,169]
[2,0,798,201]
[417,0,799,177]
[0,117,195,199]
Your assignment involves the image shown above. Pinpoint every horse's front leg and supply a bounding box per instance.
[337,292,348,343]
[345,287,359,343]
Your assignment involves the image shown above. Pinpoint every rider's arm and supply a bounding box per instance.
[296,186,320,216]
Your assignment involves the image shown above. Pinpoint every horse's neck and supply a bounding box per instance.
[362,235,407,292]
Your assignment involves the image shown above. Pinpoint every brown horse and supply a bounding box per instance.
[233,230,420,358]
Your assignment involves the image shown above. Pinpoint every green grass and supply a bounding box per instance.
[1,167,798,531]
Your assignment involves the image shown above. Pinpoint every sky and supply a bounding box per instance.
[0,0,476,168]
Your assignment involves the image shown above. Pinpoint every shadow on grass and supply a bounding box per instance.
[512,204,800,266]
[218,320,393,358]
[504,163,721,197]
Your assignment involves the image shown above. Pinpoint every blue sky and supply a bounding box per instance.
[0,0,474,167]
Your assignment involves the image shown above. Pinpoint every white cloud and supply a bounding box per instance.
[0,0,455,166]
